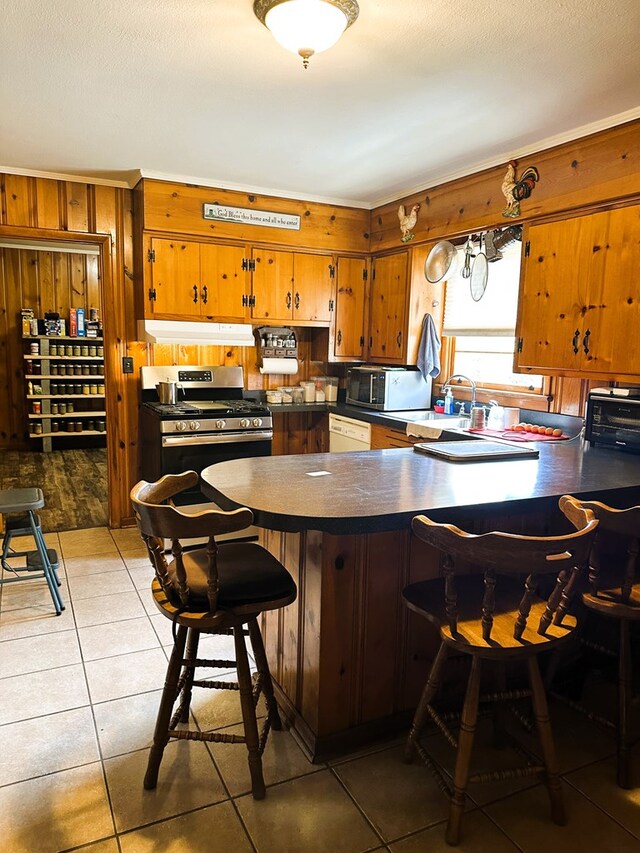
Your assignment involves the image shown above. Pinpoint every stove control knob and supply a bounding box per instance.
[239,418,250,428]
[189,421,200,431]
[215,419,226,430]
[252,418,263,428]
[175,421,187,431]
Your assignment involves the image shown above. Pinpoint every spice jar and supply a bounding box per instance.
[33,422,43,435]
[97,345,104,357]
[49,343,58,356]
[59,402,67,415]
[65,345,73,356]
[51,402,59,415]
[88,345,97,357]
[98,384,105,395]
[97,420,106,432]
[89,383,97,395]
[90,364,98,375]
[50,382,58,395]
[74,364,82,375]
[75,421,83,432]
[87,420,95,432]
[66,421,74,432]
[50,363,59,375]
[82,364,90,375]
[30,342,40,354]
[81,345,89,356]
[74,383,82,394]
[32,401,41,414]
[82,384,90,395]
[51,420,59,433]
[67,401,74,413]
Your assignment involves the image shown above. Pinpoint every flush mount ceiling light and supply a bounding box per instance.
[253,0,359,68]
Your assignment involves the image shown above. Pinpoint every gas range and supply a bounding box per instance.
[142,398,272,435]
[140,366,271,436]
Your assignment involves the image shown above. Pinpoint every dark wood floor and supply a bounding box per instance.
[0,448,108,532]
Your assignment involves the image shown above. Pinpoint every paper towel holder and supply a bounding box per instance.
[254,326,298,369]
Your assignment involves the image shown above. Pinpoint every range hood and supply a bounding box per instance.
[138,320,254,346]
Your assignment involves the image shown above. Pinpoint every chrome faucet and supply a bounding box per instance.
[441,374,477,409]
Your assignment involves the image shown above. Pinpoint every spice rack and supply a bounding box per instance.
[23,335,106,451]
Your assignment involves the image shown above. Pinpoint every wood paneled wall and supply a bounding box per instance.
[370,119,640,416]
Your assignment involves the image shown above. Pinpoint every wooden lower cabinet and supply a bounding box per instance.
[271,411,328,455]
[370,422,423,449]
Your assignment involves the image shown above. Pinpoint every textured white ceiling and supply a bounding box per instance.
[1,0,640,206]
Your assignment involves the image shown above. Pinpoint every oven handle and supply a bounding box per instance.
[162,430,273,447]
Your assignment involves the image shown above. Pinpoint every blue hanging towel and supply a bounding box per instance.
[416,313,441,381]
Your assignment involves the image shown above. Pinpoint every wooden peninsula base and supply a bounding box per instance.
[202,446,640,761]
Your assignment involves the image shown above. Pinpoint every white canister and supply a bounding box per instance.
[502,408,520,429]
[301,381,315,403]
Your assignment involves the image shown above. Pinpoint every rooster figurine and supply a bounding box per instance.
[398,203,420,242]
[501,161,540,218]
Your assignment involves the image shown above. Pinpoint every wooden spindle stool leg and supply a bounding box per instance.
[248,617,282,731]
[180,628,200,724]
[144,623,188,790]
[618,619,632,789]
[405,642,448,763]
[446,655,482,846]
[528,656,565,825]
[234,624,266,800]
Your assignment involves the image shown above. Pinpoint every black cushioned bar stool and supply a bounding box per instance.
[130,471,297,800]
[0,488,64,615]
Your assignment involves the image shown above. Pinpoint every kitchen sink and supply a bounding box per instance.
[385,410,470,425]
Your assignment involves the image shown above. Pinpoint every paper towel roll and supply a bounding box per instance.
[259,357,299,375]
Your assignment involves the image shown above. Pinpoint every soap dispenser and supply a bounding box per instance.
[444,387,455,415]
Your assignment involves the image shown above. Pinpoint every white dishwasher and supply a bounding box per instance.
[329,413,371,451]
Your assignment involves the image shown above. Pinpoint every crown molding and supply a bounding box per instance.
[0,165,131,188]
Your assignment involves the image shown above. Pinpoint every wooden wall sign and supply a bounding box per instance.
[203,203,301,231]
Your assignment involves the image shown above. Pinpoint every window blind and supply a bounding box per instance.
[442,241,521,336]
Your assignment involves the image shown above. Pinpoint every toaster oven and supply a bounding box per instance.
[585,390,640,452]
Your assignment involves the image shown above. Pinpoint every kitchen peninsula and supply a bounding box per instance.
[202,442,640,760]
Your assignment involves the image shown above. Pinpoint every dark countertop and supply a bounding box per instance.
[201,440,640,535]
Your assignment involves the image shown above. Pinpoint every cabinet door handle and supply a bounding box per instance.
[572,329,580,354]
[294,291,300,310]
[582,328,591,355]
[193,285,199,304]
[286,291,292,309]
[397,331,402,348]
[337,329,342,346]
[201,285,208,305]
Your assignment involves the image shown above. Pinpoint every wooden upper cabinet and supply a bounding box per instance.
[333,256,368,360]
[368,252,408,363]
[251,248,294,322]
[149,237,201,317]
[515,204,640,377]
[251,249,333,324]
[199,243,248,321]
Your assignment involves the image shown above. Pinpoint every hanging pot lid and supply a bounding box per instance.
[424,240,458,283]
[470,235,488,302]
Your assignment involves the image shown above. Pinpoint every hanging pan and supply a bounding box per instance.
[424,240,458,283]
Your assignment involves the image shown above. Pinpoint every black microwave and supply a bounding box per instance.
[586,391,640,452]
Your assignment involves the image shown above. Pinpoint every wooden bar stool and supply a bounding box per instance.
[130,471,297,800]
[0,487,64,615]
[558,495,640,788]
[404,498,597,846]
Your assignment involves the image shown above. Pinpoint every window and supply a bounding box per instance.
[442,240,543,394]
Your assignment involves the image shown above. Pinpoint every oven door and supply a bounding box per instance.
[160,429,272,543]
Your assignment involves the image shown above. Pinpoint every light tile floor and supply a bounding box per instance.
[1,527,639,852]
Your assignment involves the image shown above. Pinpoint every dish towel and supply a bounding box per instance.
[416,313,441,381]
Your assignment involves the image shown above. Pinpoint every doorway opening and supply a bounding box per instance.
[0,235,111,534]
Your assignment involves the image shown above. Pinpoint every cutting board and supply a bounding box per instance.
[466,428,569,442]
[413,440,540,462]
